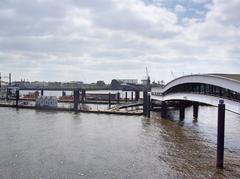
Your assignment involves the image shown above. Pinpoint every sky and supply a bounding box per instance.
[0,0,239,83]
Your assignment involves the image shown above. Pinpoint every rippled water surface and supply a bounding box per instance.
[0,106,240,179]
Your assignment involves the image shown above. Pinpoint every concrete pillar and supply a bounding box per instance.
[193,102,199,120]
[117,92,120,104]
[135,90,139,101]
[41,89,44,96]
[147,94,151,118]
[62,91,66,96]
[125,92,128,102]
[16,90,19,107]
[217,100,225,168]
[131,91,134,102]
[73,89,79,111]
[143,91,148,116]
[161,101,167,118]
[179,105,185,121]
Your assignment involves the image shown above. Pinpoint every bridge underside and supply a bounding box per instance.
[151,93,240,114]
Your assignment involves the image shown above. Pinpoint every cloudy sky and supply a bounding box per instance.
[0,0,239,83]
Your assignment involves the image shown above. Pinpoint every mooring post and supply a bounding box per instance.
[125,92,128,102]
[193,102,199,121]
[161,101,167,118]
[135,90,139,102]
[41,89,44,96]
[73,89,79,111]
[147,94,151,118]
[143,91,148,116]
[217,100,225,168]
[117,92,120,104]
[6,88,9,100]
[108,92,111,108]
[81,89,86,103]
[179,105,185,121]
[16,90,19,107]
[131,91,134,102]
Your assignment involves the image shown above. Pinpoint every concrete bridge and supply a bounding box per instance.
[151,74,240,115]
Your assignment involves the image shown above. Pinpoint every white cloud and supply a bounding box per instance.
[175,4,186,13]
[0,0,239,83]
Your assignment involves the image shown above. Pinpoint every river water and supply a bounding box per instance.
[0,106,240,179]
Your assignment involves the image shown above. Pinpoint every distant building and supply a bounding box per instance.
[119,79,138,84]
[61,81,83,88]
[12,81,31,88]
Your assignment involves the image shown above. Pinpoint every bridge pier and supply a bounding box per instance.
[131,91,134,102]
[125,92,128,102]
[179,105,185,121]
[161,101,167,118]
[193,102,199,121]
[62,91,66,97]
[41,89,44,96]
[73,89,79,111]
[217,100,225,168]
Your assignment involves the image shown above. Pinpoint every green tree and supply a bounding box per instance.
[110,79,122,90]
[96,80,106,87]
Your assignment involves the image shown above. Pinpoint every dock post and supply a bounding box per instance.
[135,90,139,102]
[16,90,19,107]
[73,89,79,111]
[125,92,128,102]
[217,100,225,168]
[41,89,44,96]
[117,92,120,104]
[193,102,199,121]
[161,101,167,118]
[147,94,151,118]
[143,91,147,116]
[179,105,185,121]
[131,91,134,102]
[108,92,111,108]
[6,88,9,100]
[81,89,86,103]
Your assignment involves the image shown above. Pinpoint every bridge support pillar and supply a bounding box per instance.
[131,91,134,102]
[41,89,44,96]
[73,89,79,111]
[125,92,128,102]
[117,92,120,104]
[62,91,66,97]
[193,102,199,121]
[143,91,148,116]
[135,90,139,102]
[179,105,185,121]
[217,100,225,168]
[161,101,167,118]
[16,90,19,107]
